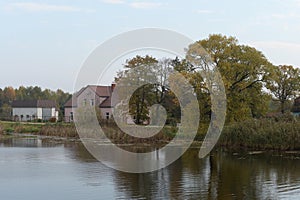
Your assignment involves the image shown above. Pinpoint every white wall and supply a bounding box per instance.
[13,108,38,121]
[13,107,57,121]
[37,108,42,119]
[51,108,55,117]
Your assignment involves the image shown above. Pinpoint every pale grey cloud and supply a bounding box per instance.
[292,0,300,6]
[251,41,300,50]
[271,13,300,20]
[129,2,164,9]
[5,2,81,12]
[250,41,300,67]
[195,9,213,14]
[102,0,125,4]
[101,0,165,9]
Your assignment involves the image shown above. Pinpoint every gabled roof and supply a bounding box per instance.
[12,100,56,108]
[89,85,112,97]
[64,97,76,108]
[64,85,113,108]
[99,96,112,108]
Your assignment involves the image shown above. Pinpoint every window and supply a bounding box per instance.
[90,99,94,106]
[106,112,110,120]
[70,112,73,121]
[26,115,30,119]
[83,99,87,106]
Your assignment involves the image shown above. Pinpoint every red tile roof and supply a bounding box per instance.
[64,97,76,108]
[64,85,113,108]
[99,96,112,108]
[91,85,112,97]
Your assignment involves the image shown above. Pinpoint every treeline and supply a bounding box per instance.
[0,86,71,120]
[116,34,300,125]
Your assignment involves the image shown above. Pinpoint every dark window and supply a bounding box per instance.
[106,112,110,120]
[70,112,74,121]
[90,99,94,106]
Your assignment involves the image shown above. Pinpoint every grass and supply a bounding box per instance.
[0,121,78,138]
[218,117,300,151]
[99,121,176,145]
[0,121,43,134]
[1,116,300,151]
[39,123,78,138]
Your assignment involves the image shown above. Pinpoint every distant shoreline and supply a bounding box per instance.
[1,118,300,152]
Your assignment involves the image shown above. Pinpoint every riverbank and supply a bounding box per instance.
[217,118,300,151]
[0,121,78,139]
[1,118,300,151]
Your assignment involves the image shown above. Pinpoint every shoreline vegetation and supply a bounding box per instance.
[1,34,300,153]
[1,116,300,152]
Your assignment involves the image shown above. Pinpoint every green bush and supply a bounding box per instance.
[5,127,14,133]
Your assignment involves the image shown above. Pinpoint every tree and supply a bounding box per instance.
[15,86,27,100]
[3,86,16,104]
[186,34,273,122]
[0,103,11,120]
[0,88,3,107]
[267,65,300,114]
[115,55,158,124]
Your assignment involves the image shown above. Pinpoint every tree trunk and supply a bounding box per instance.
[281,101,285,114]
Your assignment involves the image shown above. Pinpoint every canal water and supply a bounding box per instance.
[0,138,300,200]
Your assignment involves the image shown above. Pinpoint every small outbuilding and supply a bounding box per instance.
[12,100,58,121]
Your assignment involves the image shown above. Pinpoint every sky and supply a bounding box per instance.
[1,0,300,92]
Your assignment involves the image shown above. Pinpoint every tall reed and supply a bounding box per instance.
[218,118,300,150]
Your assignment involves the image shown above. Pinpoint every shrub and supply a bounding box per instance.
[48,117,57,123]
[5,127,14,133]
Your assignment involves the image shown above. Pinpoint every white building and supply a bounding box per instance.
[12,100,58,122]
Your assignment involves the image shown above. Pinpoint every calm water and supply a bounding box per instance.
[0,138,300,200]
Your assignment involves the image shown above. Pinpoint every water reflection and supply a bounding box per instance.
[0,138,300,200]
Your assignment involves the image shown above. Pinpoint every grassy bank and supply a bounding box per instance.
[101,124,176,145]
[0,121,78,139]
[1,117,300,151]
[0,121,42,134]
[218,118,300,151]
[39,124,78,138]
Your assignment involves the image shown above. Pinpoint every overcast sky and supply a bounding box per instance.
[1,0,300,92]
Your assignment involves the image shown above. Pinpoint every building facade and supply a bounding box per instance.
[12,100,58,121]
[64,85,115,122]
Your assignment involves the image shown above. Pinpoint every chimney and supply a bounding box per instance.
[111,83,116,91]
